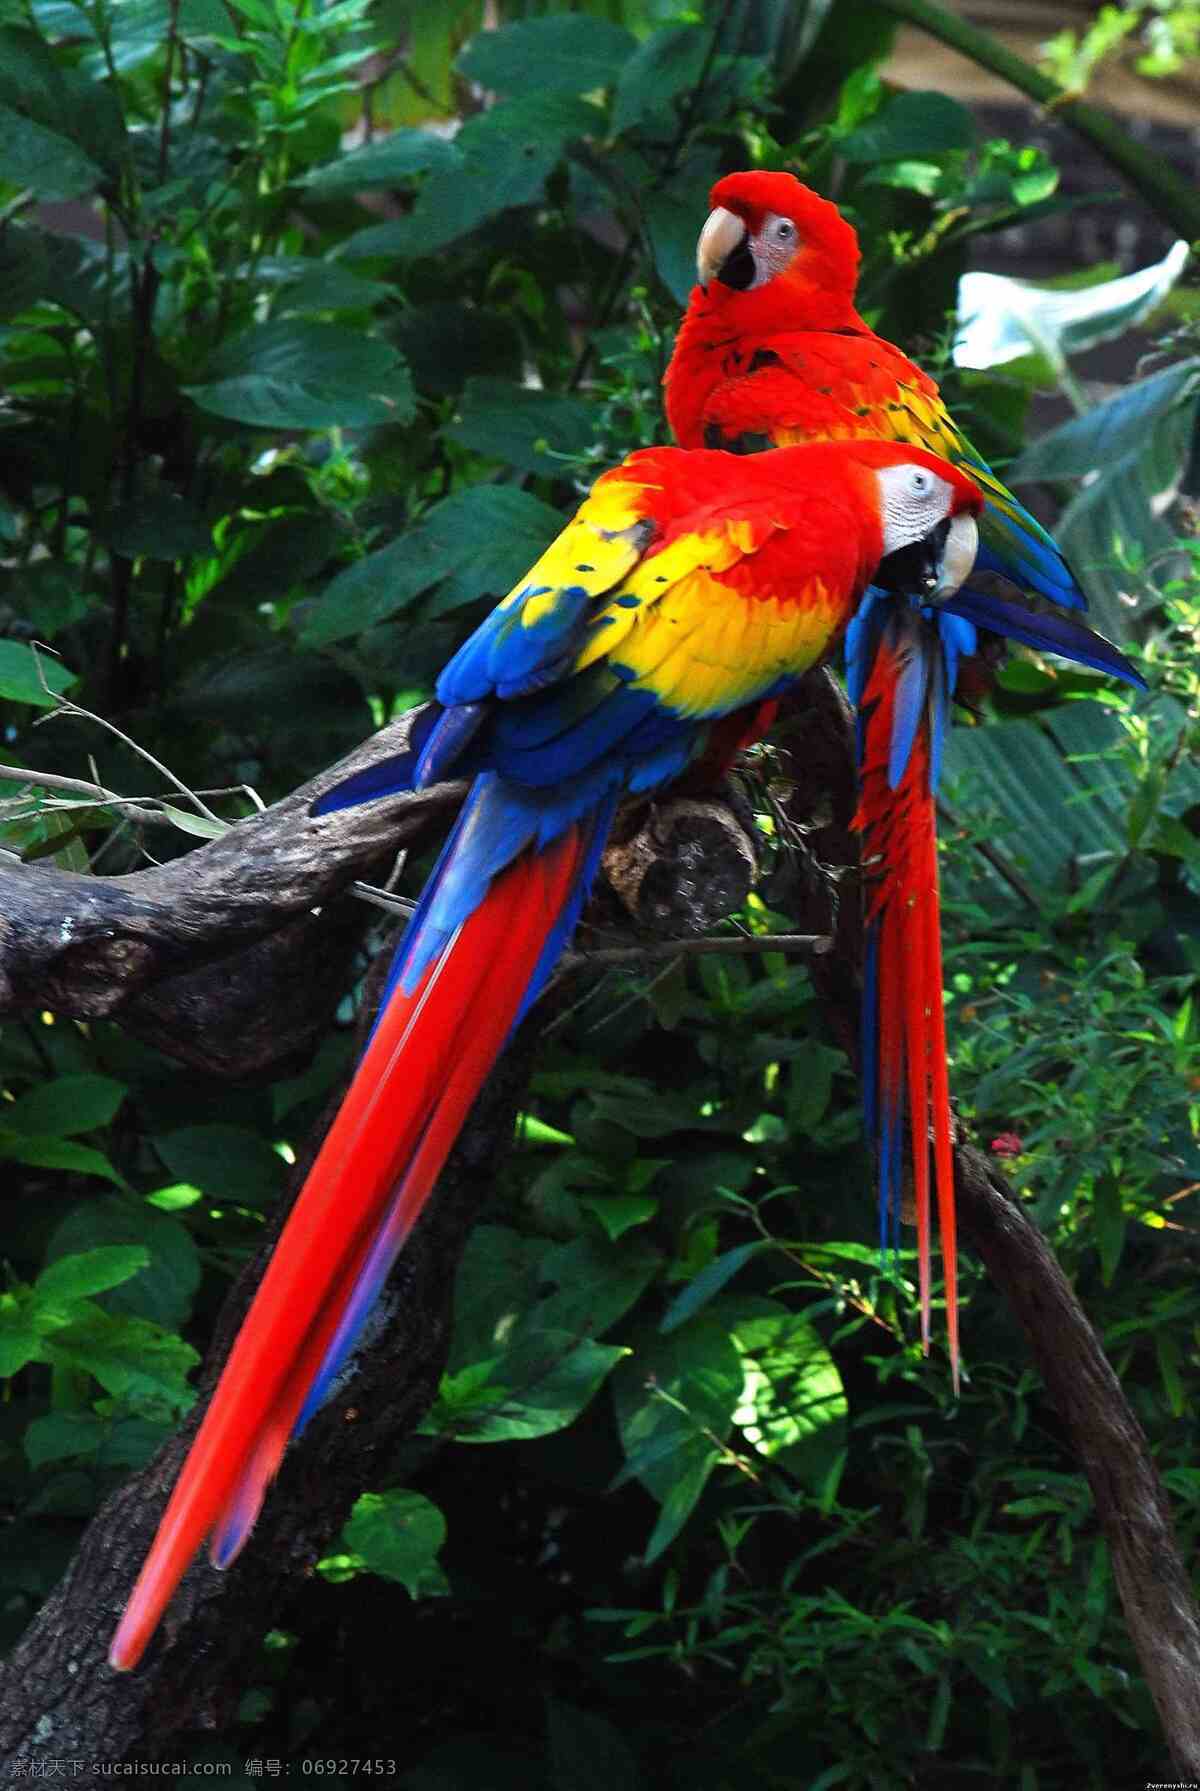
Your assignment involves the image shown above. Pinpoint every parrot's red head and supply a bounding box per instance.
[663,170,869,447]
[698,171,861,316]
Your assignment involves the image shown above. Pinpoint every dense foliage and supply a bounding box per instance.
[0,0,1198,1782]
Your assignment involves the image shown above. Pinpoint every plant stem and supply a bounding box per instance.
[873,0,1200,243]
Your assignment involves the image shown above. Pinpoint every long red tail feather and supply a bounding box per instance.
[109,828,588,1671]
[853,628,959,1388]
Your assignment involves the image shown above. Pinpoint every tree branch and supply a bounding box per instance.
[955,1142,1200,1780]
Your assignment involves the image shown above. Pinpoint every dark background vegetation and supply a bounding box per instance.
[0,0,1198,1782]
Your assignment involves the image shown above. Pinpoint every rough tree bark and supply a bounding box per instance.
[0,675,1196,1778]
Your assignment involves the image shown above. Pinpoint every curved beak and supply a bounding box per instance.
[876,511,979,603]
[697,205,749,288]
[931,511,979,602]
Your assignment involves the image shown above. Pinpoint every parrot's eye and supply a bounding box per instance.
[909,469,932,496]
[774,220,795,242]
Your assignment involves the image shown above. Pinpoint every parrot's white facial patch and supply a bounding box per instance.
[875,463,979,602]
[877,463,956,553]
[696,207,801,290]
[756,212,801,279]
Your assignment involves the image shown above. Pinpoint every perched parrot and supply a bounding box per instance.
[108,437,983,1671]
[664,169,1144,1377]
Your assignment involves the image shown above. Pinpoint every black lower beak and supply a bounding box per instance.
[716,234,756,291]
[875,518,951,599]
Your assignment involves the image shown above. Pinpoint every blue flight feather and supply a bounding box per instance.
[943,585,1145,688]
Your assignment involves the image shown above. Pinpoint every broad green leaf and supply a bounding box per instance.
[0,1130,125,1186]
[954,242,1189,372]
[0,640,76,707]
[24,1409,170,1471]
[642,150,723,304]
[449,1330,626,1443]
[729,1301,848,1482]
[446,1227,657,1375]
[46,1195,201,1329]
[342,1489,448,1597]
[264,260,392,316]
[35,1246,149,1304]
[443,377,596,476]
[839,91,973,162]
[346,95,599,262]
[613,1316,744,1560]
[186,322,413,430]
[457,16,634,96]
[152,1124,285,1208]
[303,129,461,193]
[943,710,1127,892]
[7,1074,126,1137]
[579,1191,658,1241]
[393,301,523,397]
[612,24,712,134]
[1012,359,1200,638]
[0,1295,42,1378]
[302,485,561,646]
[45,1308,198,1406]
[0,101,102,199]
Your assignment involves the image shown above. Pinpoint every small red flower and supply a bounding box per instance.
[990,1132,1023,1158]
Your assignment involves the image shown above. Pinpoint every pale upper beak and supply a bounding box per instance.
[933,511,979,602]
[696,206,747,288]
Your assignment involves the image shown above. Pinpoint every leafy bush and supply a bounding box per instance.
[0,0,1197,1783]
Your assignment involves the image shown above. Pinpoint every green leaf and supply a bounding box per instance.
[152,1124,285,1208]
[1013,358,1200,640]
[302,485,561,646]
[157,803,228,841]
[1092,1173,1124,1286]
[45,1308,198,1406]
[0,1130,125,1186]
[46,1195,201,1329]
[579,1191,658,1241]
[458,16,634,96]
[260,259,391,317]
[35,1246,149,1304]
[0,100,102,199]
[446,1331,627,1443]
[342,1489,448,1597]
[0,1295,42,1377]
[839,91,974,162]
[350,95,599,262]
[186,322,413,429]
[613,1316,744,1559]
[303,129,461,193]
[612,24,712,134]
[446,1227,657,1377]
[7,1074,126,1137]
[24,1409,170,1471]
[660,1242,768,1333]
[0,640,76,707]
[729,1301,848,1482]
[444,378,597,477]
[642,150,723,305]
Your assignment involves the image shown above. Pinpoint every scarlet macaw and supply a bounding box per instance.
[109,437,983,1671]
[664,170,1144,1379]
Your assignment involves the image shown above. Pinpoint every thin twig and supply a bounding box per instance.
[561,931,832,970]
[33,676,224,824]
